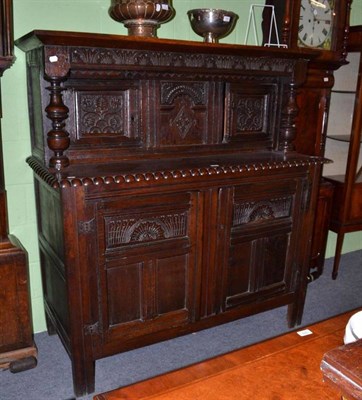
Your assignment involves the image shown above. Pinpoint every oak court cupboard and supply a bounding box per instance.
[16,29,326,396]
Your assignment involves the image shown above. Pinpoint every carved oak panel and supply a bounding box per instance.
[77,92,126,136]
[233,196,292,226]
[105,212,188,249]
[95,191,200,338]
[158,81,211,146]
[72,85,140,145]
[224,82,278,148]
[221,179,300,310]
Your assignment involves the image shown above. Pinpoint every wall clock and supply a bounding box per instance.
[263,0,352,62]
[298,0,334,49]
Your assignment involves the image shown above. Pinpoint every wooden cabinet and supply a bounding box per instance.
[324,26,362,279]
[0,0,37,373]
[16,30,323,396]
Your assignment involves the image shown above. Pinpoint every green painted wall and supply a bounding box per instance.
[2,0,361,333]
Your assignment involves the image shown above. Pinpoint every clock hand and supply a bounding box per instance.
[314,16,331,22]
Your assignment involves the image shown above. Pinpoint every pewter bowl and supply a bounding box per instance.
[187,8,238,43]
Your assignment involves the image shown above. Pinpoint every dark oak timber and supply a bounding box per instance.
[16,30,324,396]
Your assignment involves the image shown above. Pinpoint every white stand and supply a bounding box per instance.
[244,4,288,48]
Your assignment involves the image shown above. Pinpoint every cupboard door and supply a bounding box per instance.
[94,191,201,343]
[220,179,304,310]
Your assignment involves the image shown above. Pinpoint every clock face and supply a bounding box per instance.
[298,0,334,49]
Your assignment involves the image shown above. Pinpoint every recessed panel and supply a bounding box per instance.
[107,262,143,325]
[159,81,210,146]
[156,254,188,315]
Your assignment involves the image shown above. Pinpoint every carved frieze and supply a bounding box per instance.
[105,212,188,248]
[70,47,297,74]
[233,197,292,226]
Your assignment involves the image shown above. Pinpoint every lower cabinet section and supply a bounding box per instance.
[35,169,314,396]
[95,191,200,344]
[220,180,301,312]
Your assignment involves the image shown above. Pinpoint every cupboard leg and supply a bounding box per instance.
[332,233,345,280]
[71,356,95,397]
[287,301,304,328]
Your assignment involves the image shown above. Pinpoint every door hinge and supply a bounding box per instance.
[78,218,95,234]
[84,321,101,336]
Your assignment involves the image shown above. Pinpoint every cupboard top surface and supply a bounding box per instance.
[15,30,316,61]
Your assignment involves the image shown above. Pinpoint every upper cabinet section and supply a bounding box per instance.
[16,31,314,169]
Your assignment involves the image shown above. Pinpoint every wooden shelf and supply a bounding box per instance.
[331,90,356,94]
[325,174,362,184]
[327,134,362,143]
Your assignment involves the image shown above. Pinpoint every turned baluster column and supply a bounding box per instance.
[45,77,70,169]
[44,47,70,169]
[279,78,298,152]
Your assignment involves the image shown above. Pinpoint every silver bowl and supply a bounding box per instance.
[187,8,238,43]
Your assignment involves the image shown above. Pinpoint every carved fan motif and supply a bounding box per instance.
[249,204,274,221]
[130,221,165,242]
[106,213,188,248]
[161,82,206,105]
[233,197,292,226]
